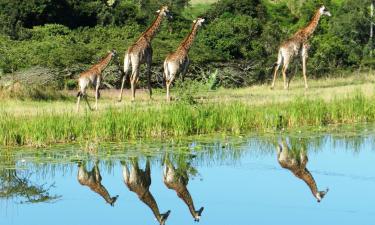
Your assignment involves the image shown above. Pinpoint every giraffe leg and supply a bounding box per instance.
[76,79,85,112]
[130,72,137,102]
[147,62,152,99]
[84,94,93,111]
[166,82,171,102]
[181,57,190,82]
[302,45,309,89]
[95,77,101,111]
[130,70,139,102]
[146,49,153,100]
[145,159,151,177]
[76,95,81,112]
[300,152,308,168]
[164,60,171,101]
[94,165,102,182]
[119,53,131,102]
[282,58,290,90]
[130,57,140,102]
[118,75,127,102]
[271,50,283,89]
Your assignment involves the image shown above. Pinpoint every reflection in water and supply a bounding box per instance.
[122,159,171,225]
[277,140,329,202]
[77,161,118,206]
[2,131,375,225]
[163,155,204,222]
[0,151,60,204]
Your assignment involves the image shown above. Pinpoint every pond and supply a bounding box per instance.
[1,127,375,225]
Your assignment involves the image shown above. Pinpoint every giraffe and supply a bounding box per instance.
[271,5,331,90]
[277,141,329,203]
[163,18,205,101]
[77,161,119,206]
[118,6,172,102]
[122,159,171,225]
[76,50,117,112]
[163,156,204,222]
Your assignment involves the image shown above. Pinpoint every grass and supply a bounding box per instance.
[1,74,375,147]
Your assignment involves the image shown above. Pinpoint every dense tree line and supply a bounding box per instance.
[0,0,373,89]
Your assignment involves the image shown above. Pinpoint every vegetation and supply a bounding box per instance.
[0,0,374,147]
[0,74,374,147]
[0,0,373,90]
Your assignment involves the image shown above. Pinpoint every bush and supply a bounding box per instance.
[0,0,373,88]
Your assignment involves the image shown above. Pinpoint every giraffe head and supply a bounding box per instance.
[319,5,331,17]
[109,195,119,207]
[316,188,329,203]
[194,207,204,222]
[157,6,172,19]
[193,18,205,27]
[159,210,171,225]
[109,49,117,57]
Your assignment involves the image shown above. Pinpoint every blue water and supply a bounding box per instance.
[1,134,375,225]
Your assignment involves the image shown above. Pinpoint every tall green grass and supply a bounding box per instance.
[1,92,375,147]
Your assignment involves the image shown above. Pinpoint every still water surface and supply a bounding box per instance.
[1,131,375,225]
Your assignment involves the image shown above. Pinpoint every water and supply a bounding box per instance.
[1,131,375,225]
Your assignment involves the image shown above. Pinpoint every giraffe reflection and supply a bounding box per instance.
[163,155,204,222]
[77,161,118,206]
[122,159,171,225]
[277,140,329,202]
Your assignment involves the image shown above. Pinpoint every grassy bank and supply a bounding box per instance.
[1,74,375,147]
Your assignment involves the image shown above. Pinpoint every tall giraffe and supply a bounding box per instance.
[163,156,204,222]
[77,161,119,206]
[122,159,171,225]
[118,6,172,102]
[277,141,329,202]
[76,50,117,111]
[271,5,331,90]
[163,18,205,101]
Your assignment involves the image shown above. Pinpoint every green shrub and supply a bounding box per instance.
[0,0,373,88]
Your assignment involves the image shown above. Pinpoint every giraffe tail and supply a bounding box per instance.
[77,91,82,98]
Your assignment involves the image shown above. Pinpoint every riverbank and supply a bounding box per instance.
[1,74,375,147]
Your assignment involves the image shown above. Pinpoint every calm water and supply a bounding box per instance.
[1,130,375,225]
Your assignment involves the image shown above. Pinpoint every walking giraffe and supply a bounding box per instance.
[118,6,172,102]
[277,141,329,202]
[271,5,331,90]
[122,159,171,225]
[163,18,205,101]
[77,161,119,206]
[163,156,204,222]
[76,50,117,111]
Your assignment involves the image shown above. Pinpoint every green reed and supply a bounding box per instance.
[1,91,375,147]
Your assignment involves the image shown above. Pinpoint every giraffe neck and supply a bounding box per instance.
[139,190,162,222]
[176,186,198,219]
[142,13,165,42]
[97,53,113,72]
[297,168,318,197]
[94,184,115,204]
[78,166,114,205]
[178,22,200,52]
[301,9,322,39]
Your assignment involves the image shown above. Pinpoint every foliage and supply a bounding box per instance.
[0,0,373,89]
